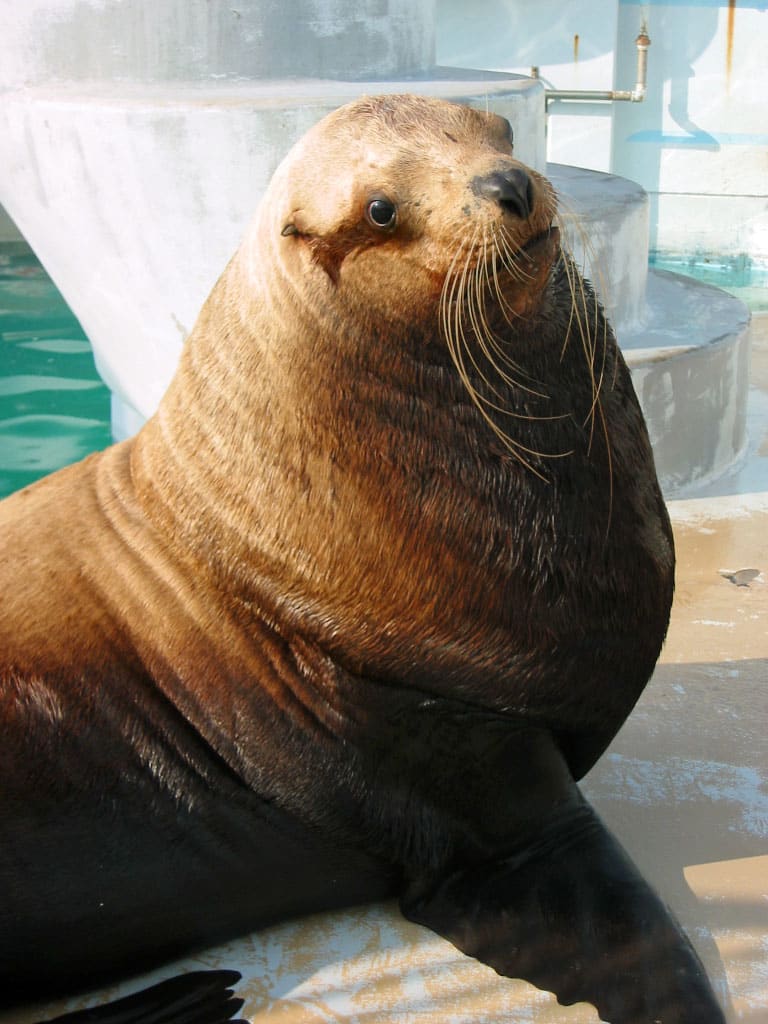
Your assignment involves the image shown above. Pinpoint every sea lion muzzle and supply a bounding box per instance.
[471,166,536,220]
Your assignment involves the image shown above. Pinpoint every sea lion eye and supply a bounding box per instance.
[365,197,397,231]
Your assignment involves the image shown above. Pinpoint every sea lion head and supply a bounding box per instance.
[256,94,559,324]
[136,94,670,737]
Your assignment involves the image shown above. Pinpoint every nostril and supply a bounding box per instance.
[472,168,535,220]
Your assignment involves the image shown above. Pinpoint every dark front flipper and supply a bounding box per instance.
[38,971,245,1024]
[401,801,725,1024]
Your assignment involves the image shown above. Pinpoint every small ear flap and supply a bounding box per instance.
[282,210,312,238]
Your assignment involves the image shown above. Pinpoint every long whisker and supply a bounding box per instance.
[446,230,531,409]
[552,194,615,529]
[443,242,547,473]
[459,231,559,413]
[478,234,554,401]
[553,213,600,447]
[487,231,528,327]
[496,225,537,286]
[439,232,578,477]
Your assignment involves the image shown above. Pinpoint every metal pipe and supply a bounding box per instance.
[631,27,651,102]
[537,26,651,106]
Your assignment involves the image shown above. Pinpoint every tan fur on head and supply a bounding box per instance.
[260,95,557,303]
[248,95,563,474]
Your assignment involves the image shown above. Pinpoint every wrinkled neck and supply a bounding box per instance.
[129,244,621,667]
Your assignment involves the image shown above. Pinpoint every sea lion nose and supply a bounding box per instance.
[472,168,535,220]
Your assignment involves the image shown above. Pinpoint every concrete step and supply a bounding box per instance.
[547,162,649,332]
[550,163,751,495]
[622,269,751,496]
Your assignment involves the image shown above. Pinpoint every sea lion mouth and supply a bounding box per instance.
[519,224,560,258]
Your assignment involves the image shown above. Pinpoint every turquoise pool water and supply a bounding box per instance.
[0,243,111,499]
[650,252,768,312]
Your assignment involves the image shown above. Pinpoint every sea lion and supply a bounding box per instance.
[0,94,724,1023]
